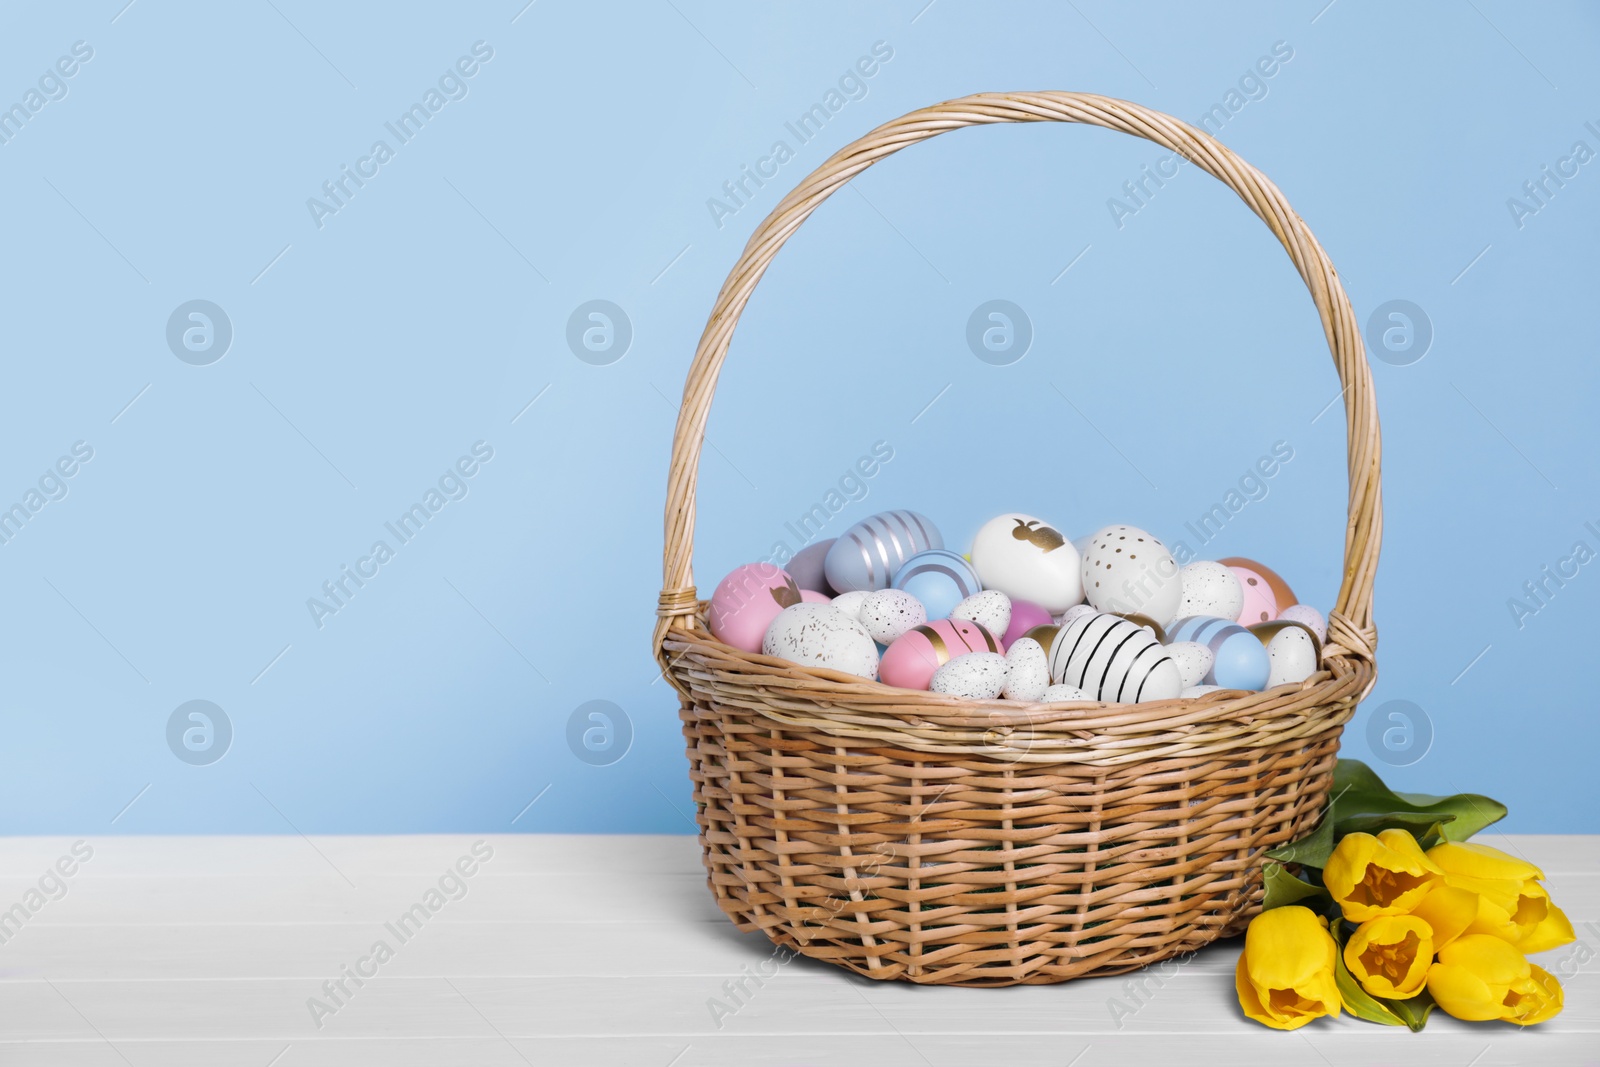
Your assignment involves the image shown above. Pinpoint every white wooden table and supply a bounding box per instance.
[0,834,1592,1065]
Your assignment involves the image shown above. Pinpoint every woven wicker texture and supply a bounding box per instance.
[654,92,1381,985]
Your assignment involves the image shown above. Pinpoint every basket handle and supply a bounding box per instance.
[655,92,1381,674]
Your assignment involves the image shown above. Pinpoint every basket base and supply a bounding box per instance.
[681,702,1347,985]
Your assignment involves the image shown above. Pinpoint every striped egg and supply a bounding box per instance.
[823,510,942,594]
[1168,615,1271,691]
[1046,612,1182,704]
[892,549,982,619]
[879,618,1001,690]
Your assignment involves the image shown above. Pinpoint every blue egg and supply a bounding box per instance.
[1168,615,1270,691]
[892,549,982,620]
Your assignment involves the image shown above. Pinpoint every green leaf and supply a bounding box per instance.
[1262,861,1332,911]
[1386,991,1438,1032]
[1267,808,1335,868]
[1333,948,1406,1027]
[1264,760,1508,886]
[1338,811,1455,839]
[1330,760,1507,844]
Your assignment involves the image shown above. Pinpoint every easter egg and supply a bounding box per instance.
[1165,641,1215,689]
[800,589,831,604]
[1002,599,1054,649]
[880,618,1002,691]
[1168,616,1270,691]
[951,590,1011,637]
[1176,561,1244,622]
[708,563,802,653]
[1047,612,1182,703]
[1079,525,1183,627]
[785,539,836,595]
[969,513,1083,613]
[1276,604,1326,642]
[1001,637,1049,702]
[1250,620,1321,689]
[1112,613,1168,643]
[830,589,871,622]
[859,589,927,645]
[1181,684,1224,698]
[824,510,942,593]
[1022,624,1060,652]
[1057,603,1096,629]
[1219,557,1297,612]
[762,603,879,680]
[892,549,982,620]
[1229,565,1280,625]
[930,652,1008,700]
[1041,683,1093,702]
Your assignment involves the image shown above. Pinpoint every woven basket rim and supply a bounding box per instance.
[664,614,1370,767]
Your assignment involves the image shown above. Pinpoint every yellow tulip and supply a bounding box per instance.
[1344,915,1433,999]
[1427,934,1563,1025]
[1427,840,1543,882]
[1409,884,1479,948]
[1504,965,1565,1026]
[1425,840,1575,953]
[1235,906,1341,1030]
[1323,829,1442,922]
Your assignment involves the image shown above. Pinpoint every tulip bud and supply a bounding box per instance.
[1427,934,1563,1025]
[1235,906,1341,1030]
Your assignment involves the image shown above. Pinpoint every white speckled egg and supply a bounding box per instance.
[1165,641,1215,689]
[929,652,1008,700]
[762,604,879,680]
[1079,525,1183,626]
[1181,684,1224,698]
[859,589,927,645]
[1041,683,1093,702]
[969,513,1082,612]
[1251,620,1321,689]
[1276,604,1326,642]
[951,590,1012,637]
[1056,603,1096,628]
[830,590,871,622]
[1001,637,1049,702]
[1176,561,1244,622]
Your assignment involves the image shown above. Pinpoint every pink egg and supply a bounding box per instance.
[880,619,1002,690]
[1002,599,1054,650]
[708,563,802,653]
[1230,565,1280,626]
[800,589,831,604]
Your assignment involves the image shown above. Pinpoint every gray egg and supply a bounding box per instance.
[823,510,942,594]
[785,538,837,595]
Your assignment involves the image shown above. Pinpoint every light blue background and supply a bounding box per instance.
[1,1,1595,835]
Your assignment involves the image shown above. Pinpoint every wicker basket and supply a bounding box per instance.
[653,92,1381,986]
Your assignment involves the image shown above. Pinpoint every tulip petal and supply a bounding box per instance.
[1411,885,1479,948]
[1428,962,1502,1021]
[1428,840,1545,883]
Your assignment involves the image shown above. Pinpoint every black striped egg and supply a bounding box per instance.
[1047,611,1182,704]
